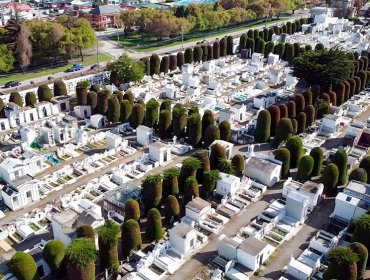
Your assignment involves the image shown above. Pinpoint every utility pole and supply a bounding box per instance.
[181,24,184,50]
[96,42,99,67]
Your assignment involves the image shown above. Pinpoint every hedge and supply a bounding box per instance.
[255,37,265,54]
[255,109,271,143]
[287,100,296,119]
[120,100,132,123]
[328,91,337,106]
[285,43,294,62]
[264,41,275,58]
[295,94,305,115]
[193,45,203,63]
[87,91,98,113]
[334,83,345,106]
[184,48,194,63]
[239,34,247,53]
[177,52,185,69]
[160,56,170,74]
[107,96,120,123]
[213,40,220,59]
[201,44,208,61]
[275,148,290,179]
[303,91,312,106]
[169,54,177,71]
[97,90,110,115]
[278,104,288,118]
[274,42,285,58]
[286,136,304,168]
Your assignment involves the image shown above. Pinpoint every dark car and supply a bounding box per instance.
[4,81,21,88]
[90,64,99,70]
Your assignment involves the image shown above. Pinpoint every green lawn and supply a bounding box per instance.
[112,18,287,52]
[0,53,113,84]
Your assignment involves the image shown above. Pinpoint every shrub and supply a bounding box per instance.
[178,157,200,192]
[120,100,132,123]
[349,242,368,280]
[239,34,247,52]
[322,163,339,194]
[204,124,220,148]
[332,149,348,186]
[285,43,294,62]
[160,56,170,74]
[25,92,37,106]
[97,220,120,272]
[76,225,95,242]
[37,84,53,102]
[165,195,180,224]
[162,168,180,198]
[54,80,67,96]
[193,45,203,62]
[310,147,323,176]
[303,91,312,106]
[297,155,314,181]
[287,100,296,119]
[160,100,172,113]
[292,119,298,135]
[210,143,227,170]
[359,156,370,183]
[150,54,160,75]
[145,98,159,128]
[202,170,220,198]
[352,214,370,258]
[255,37,265,54]
[213,40,220,59]
[255,109,271,143]
[201,109,215,140]
[124,199,140,221]
[9,91,23,107]
[121,219,142,258]
[305,105,315,126]
[219,120,231,141]
[107,96,120,123]
[97,90,110,115]
[278,104,288,118]
[324,247,358,280]
[172,104,187,138]
[328,91,337,106]
[177,52,185,69]
[349,168,367,183]
[142,174,162,210]
[184,48,193,63]
[231,154,245,176]
[113,90,123,103]
[315,43,324,51]
[184,176,199,202]
[87,91,98,113]
[43,240,65,277]
[146,208,164,242]
[286,136,304,168]
[220,37,227,57]
[158,110,172,139]
[187,113,202,146]
[169,54,177,71]
[273,118,294,148]
[334,83,345,106]
[8,252,39,280]
[275,148,290,179]
[65,238,96,280]
[274,42,285,58]
[264,41,275,57]
[295,94,305,115]
[130,104,144,128]
[267,106,280,137]
[193,150,210,183]
[296,112,307,134]
[218,158,235,175]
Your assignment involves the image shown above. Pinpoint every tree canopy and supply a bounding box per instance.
[107,54,144,84]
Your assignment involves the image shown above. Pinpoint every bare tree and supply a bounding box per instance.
[15,22,32,72]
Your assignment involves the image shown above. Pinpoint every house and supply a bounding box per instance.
[148,141,172,165]
[244,157,282,187]
[169,222,198,258]
[216,172,241,197]
[319,114,341,136]
[185,197,212,224]
[136,125,154,146]
[209,140,234,160]
[74,105,92,119]
[85,5,121,29]
[51,207,104,246]
[0,118,10,132]
[90,114,108,129]
[51,95,71,112]
[0,152,44,183]
[106,131,122,150]
[285,191,310,223]
[1,175,40,211]
[330,180,370,223]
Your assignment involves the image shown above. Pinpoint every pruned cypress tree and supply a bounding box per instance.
[305,105,315,126]
[239,34,247,53]
[172,104,187,138]
[219,120,231,141]
[231,154,245,176]
[332,148,348,186]
[38,84,53,102]
[160,55,170,74]
[310,147,323,176]
[297,155,314,181]
[184,176,199,202]
[201,109,215,140]
[213,40,220,59]
[184,48,193,64]
[264,41,275,58]
[8,252,39,280]
[43,240,66,277]
[120,100,132,123]
[177,52,185,69]
[267,105,280,137]
[193,150,210,184]
[287,100,296,119]
[130,103,144,129]
[187,113,202,146]
[146,208,164,242]
[162,167,180,198]
[142,174,162,210]
[145,98,159,128]
[165,195,180,224]
[359,156,370,183]
[286,135,304,168]
[158,110,172,139]
[193,45,203,63]
[349,242,368,280]
[275,148,290,179]
[150,54,160,76]
[278,104,288,118]
[296,111,307,134]
[87,91,98,113]
[53,80,67,96]
[121,219,142,258]
[124,199,140,221]
[107,96,120,123]
[273,118,293,148]
[285,43,294,62]
[322,163,339,194]
[169,54,177,71]
[220,37,227,57]
[255,109,271,143]
[9,91,23,107]
[323,247,358,280]
[210,143,227,170]
[97,220,120,272]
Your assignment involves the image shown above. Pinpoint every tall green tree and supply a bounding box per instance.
[142,174,162,210]
[158,110,172,139]
[130,103,144,128]
[150,54,160,76]
[162,168,180,197]
[297,155,314,181]
[107,96,120,123]
[145,98,159,128]
[124,199,140,221]
[121,219,142,258]
[219,120,231,141]
[349,242,368,280]
[172,104,187,138]
[43,240,66,277]
[107,54,144,84]
[8,252,39,280]
[310,147,323,176]
[120,100,132,123]
[201,110,215,139]
[97,220,120,272]
[322,163,339,194]
[332,149,348,186]
[359,156,370,183]
[286,135,303,168]
[0,43,14,72]
[275,148,290,179]
[210,143,227,170]
[146,208,164,242]
[323,247,358,280]
[352,214,370,257]
[273,118,293,148]
[165,195,180,224]
[255,109,271,143]
[187,113,202,146]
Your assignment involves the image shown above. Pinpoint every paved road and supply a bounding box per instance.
[167,185,283,280]
[0,150,143,226]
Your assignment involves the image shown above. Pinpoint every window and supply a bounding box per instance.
[190,239,194,248]
[14,170,21,179]
[26,191,32,198]
[30,114,34,122]
[60,103,67,111]
[0,122,5,131]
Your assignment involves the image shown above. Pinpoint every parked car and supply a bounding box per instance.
[90,64,99,70]
[4,81,21,88]
[65,63,84,72]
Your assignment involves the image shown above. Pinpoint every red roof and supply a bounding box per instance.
[6,2,32,11]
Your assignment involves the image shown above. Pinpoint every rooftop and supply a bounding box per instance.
[186,197,211,214]
[239,236,267,256]
[149,141,168,149]
[246,157,281,173]
[171,222,194,238]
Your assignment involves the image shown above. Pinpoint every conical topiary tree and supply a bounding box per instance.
[172,104,187,138]
[231,154,245,176]
[220,37,227,57]
[297,155,314,181]
[275,148,290,179]
[37,84,53,102]
[76,225,95,243]
[349,168,367,183]
[43,240,66,277]
[120,100,132,123]
[202,170,221,198]
[160,56,170,74]
[273,118,294,148]
[177,52,185,69]
[332,149,348,186]
[124,199,140,221]
[165,195,180,224]
[305,105,315,126]
[204,124,220,148]
[187,113,202,146]
[162,167,180,198]
[53,80,67,96]
[209,143,227,170]
[130,104,145,129]
[178,157,201,192]
[255,109,271,143]
[9,91,23,107]
[278,104,288,118]
[25,92,37,106]
[169,54,177,71]
[142,174,162,210]
[201,110,215,140]
[158,110,172,139]
[323,246,358,280]
[8,252,39,280]
[150,54,160,76]
[107,96,120,123]
[352,214,370,253]
[359,156,370,183]
[310,147,323,176]
[349,242,368,280]
[296,112,307,134]
[97,220,120,272]
[184,176,199,202]
[121,219,142,258]
[322,163,339,194]
[219,120,231,141]
[267,105,280,137]
[193,45,203,63]
[193,150,210,184]
[65,238,96,280]
[184,48,193,64]
[87,91,98,113]
[218,158,235,175]
[145,98,159,128]
[146,208,164,242]
[286,136,304,168]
